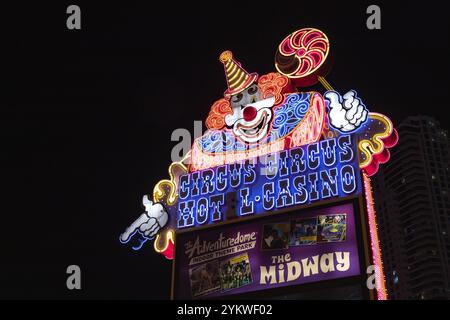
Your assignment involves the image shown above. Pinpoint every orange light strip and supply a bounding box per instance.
[363,172,388,300]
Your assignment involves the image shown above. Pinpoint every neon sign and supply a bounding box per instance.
[177,134,360,229]
[120,27,399,300]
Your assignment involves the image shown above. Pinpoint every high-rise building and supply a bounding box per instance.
[373,116,450,299]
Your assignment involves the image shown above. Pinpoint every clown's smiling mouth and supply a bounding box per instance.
[238,112,269,137]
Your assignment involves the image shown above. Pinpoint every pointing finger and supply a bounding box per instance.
[120,213,149,243]
[144,220,159,237]
[148,230,159,238]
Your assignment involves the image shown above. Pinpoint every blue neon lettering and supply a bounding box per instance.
[320,168,338,198]
[191,172,200,197]
[243,161,256,185]
[239,188,254,215]
[276,179,294,208]
[290,147,306,174]
[229,163,242,188]
[321,138,337,167]
[176,135,360,229]
[179,174,189,200]
[263,182,275,210]
[201,169,214,194]
[177,201,194,228]
[338,135,353,163]
[308,143,319,169]
[216,165,227,191]
[341,165,357,194]
[293,175,308,204]
[308,172,319,201]
[209,194,224,222]
[279,151,289,177]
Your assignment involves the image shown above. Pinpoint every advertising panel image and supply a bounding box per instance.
[220,253,253,291]
[188,261,221,297]
[317,214,347,243]
[174,202,361,299]
[290,217,318,246]
[262,223,290,250]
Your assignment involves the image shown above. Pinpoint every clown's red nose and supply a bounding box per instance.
[243,106,257,122]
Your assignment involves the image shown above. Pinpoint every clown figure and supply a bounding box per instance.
[121,46,370,251]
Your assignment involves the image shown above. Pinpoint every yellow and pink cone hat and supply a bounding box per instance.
[219,50,258,99]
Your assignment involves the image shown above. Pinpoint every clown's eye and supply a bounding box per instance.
[247,85,258,95]
[232,93,243,103]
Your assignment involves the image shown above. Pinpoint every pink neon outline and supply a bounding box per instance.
[363,173,388,300]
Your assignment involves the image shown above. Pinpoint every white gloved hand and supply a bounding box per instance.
[324,90,368,132]
[120,195,168,243]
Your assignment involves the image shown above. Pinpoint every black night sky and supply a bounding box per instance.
[2,2,449,299]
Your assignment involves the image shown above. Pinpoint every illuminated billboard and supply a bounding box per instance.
[174,202,360,299]
[120,27,398,300]
[177,135,360,229]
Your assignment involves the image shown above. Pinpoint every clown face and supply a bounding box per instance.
[225,84,275,143]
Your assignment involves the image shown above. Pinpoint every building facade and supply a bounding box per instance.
[373,116,450,299]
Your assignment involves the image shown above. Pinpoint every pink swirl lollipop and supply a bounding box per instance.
[275,28,331,87]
